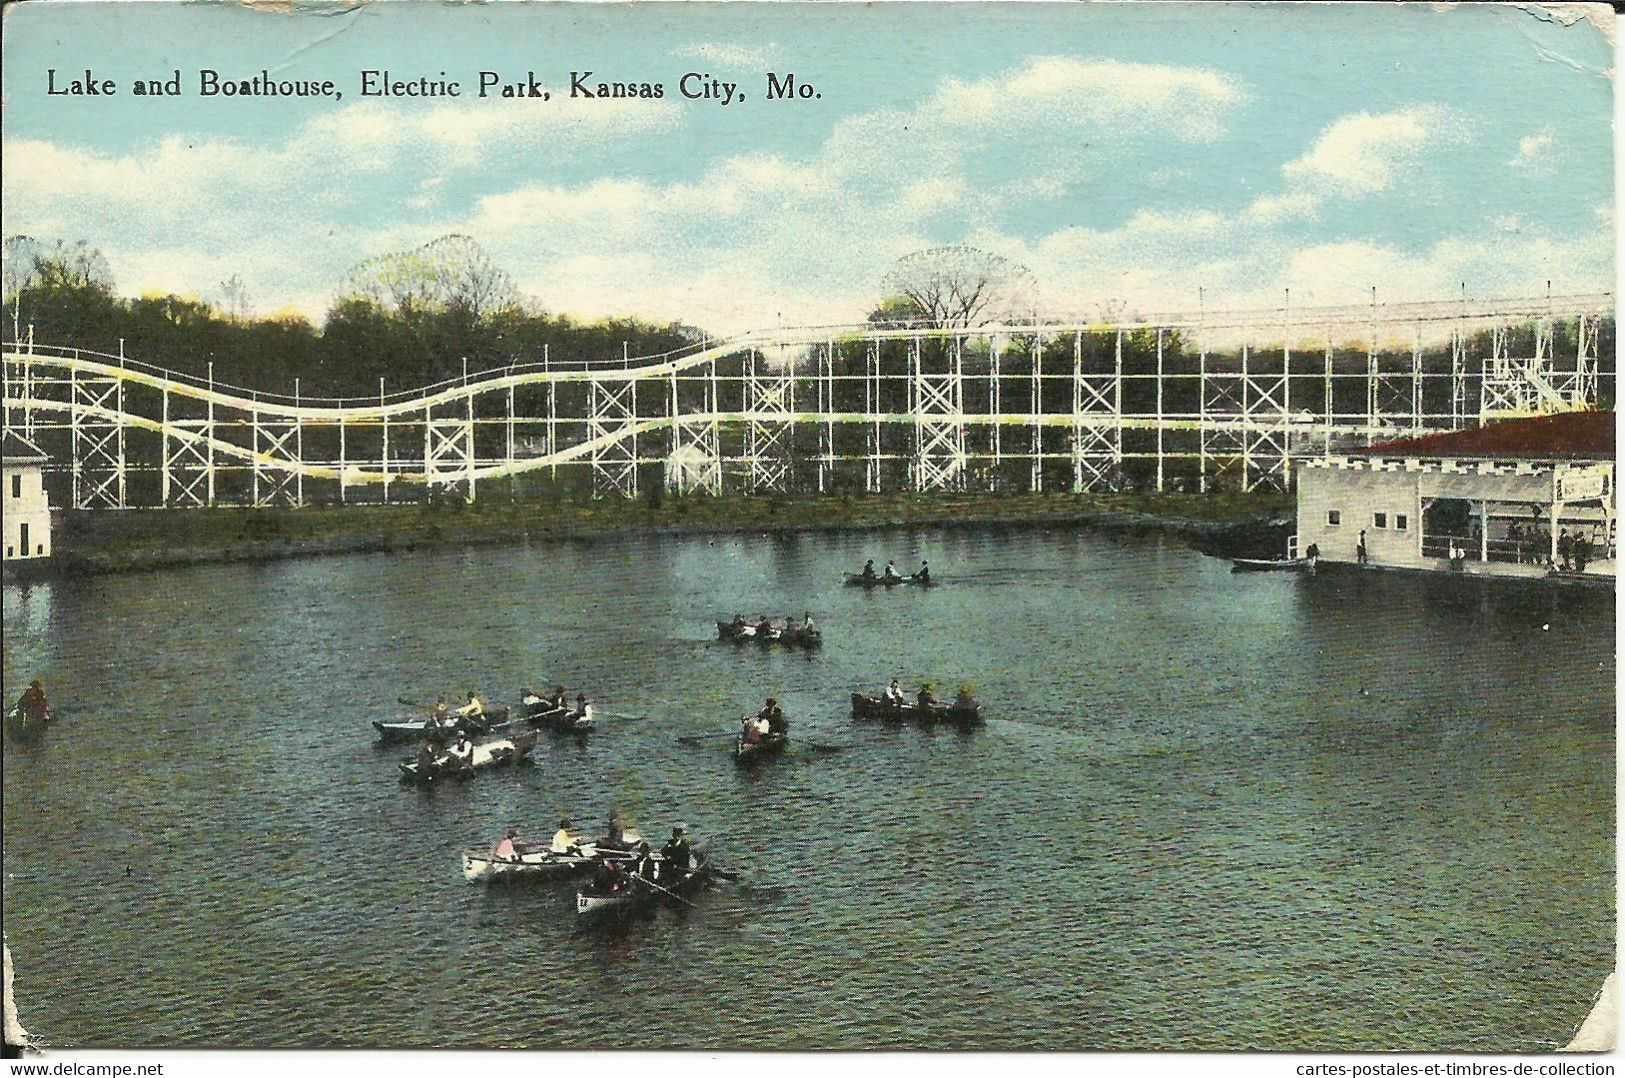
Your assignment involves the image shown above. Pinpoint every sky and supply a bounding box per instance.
[1,1,1615,335]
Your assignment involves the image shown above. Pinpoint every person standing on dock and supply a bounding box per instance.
[1356,530,1368,564]
[1558,528,1573,571]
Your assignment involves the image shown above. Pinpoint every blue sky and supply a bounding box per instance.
[2,2,1614,332]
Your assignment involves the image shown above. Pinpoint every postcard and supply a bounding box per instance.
[0,0,1615,1059]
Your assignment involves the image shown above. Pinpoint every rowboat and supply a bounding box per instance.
[734,731,789,761]
[373,705,514,744]
[717,621,823,648]
[5,704,50,740]
[398,731,537,783]
[844,573,907,588]
[523,701,594,733]
[844,573,936,588]
[850,693,981,724]
[1230,557,1317,573]
[575,855,709,916]
[462,831,642,882]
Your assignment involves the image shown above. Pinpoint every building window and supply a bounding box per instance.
[4,547,11,557]
[1395,514,1408,531]
[9,474,18,498]
[35,545,43,555]
[1374,512,1388,529]
[1327,510,1342,527]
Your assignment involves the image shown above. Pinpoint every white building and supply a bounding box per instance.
[1295,411,1615,580]
[2,431,52,562]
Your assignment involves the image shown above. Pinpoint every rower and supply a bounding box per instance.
[661,825,693,877]
[731,613,748,629]
[15,679,48,724]
[423,710,446,736]
[802,611,816,632]
[602,810,627,851]
[952,685,976,711]
[917,684,938,708]
[414,739,439,774]
[759,697,787,737]
[756,615,774,635]
[493,826,520,862]
[432,694,451,719]
[861,558,877,581]
[915,560,930,584]
[551,817,580,855]
[784,615,799,633]
[446,731,475,771]
[455,691,485,719]
[549,685,568,709]
[884,679,905,707]
[884,560,898,580]
[575,693,594,725]
[741,714,766,745]
[521,687,544,711]
[595,857,628,894]
[633,841,658,881]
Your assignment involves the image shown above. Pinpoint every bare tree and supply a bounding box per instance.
[880,246,1035,329]
[339,234,520,320]
[217,273,252,324]
[3,235,44,339]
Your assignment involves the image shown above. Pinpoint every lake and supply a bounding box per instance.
[2,524,1614,1050]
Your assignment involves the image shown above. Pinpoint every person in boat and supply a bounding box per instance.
[521,687,544,711]
[915,560,930,584]
[661,825,692,879]
[802,611,816,633]
[741,713,767,745]
[594,856,629,895]
[756,615,775,636]
[602,810,627,851]
[632,841,659,882]
[861,558,878,581]
[423,709,447,737]
[574,693,594,725]
[917,683,938,709]
[884,560,899,581]
[551,817,581,856]
[493,826,520,862]
[731,613,748,630]
[952,686,977,712]
[549,685,568,710]
[757,697,786,735]
[784,615,799,635]
[14,679,48,725]
[884,679,905,707]
[414,739,439,775]
[445,731,475,772]
[455,691,486,720]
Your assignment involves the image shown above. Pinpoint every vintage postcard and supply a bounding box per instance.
[0,0,1616,1061]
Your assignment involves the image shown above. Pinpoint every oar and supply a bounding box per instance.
[677,732,740,745]
[634,872,700,909]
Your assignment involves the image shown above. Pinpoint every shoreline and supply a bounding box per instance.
[7,493,1294,579]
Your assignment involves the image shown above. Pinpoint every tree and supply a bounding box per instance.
[217,273,252,324]
[32,239,114,292]
[3,235,45,339]
[879,246,1035,329]
[866,295,925,326]
[338,234,520,322]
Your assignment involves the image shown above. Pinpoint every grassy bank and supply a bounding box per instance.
[41,491,1294,576]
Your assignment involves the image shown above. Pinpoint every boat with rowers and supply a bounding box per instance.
[373,705,514,744]
[576,850,710,915]
[734,697,790,761]
[1231,542,1319,574]
[717,614,823,648]
[521,688,595,733]
[463,817,644,882]
[844,558,937,588]
[399,731,537,783]
[851,682,981,724]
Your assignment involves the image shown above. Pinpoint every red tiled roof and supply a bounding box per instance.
[1356,411,1615,461]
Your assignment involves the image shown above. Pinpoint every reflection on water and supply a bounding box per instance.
[2,529,1614,1050]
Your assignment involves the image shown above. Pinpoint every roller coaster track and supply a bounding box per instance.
[2,290,1613,507]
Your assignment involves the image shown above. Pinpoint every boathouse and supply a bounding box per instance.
[2,431,52,562]
[1294,411,1615,580]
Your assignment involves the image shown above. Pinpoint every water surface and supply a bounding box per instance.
[2,526,1614,1049]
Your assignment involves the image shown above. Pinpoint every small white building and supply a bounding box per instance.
[2,430,52,562]
[1295,411,1615,580]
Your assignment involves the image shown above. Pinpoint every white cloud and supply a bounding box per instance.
[671,42,781,69]
[1511,129,1554,170]
[1282,106,1464,196]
